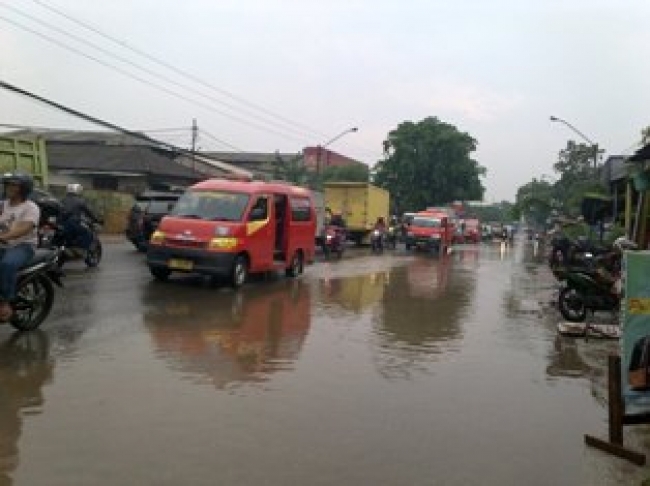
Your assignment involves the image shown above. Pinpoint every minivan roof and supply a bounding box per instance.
[191,178,312,196]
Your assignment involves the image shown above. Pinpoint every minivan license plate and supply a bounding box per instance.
[168,258,193,270]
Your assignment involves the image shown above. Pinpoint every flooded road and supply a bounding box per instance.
[1,240,649,485]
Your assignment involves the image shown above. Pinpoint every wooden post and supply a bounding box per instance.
[625,181,633,238]
[608,354,624,444]
[585,354,646,466]
[641,190,650,249]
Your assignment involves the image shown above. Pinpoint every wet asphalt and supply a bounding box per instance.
[0,238,649,485]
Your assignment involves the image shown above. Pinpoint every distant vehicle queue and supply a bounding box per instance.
[131,177,517,289]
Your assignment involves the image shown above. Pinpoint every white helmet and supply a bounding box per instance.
[66,183,83,194]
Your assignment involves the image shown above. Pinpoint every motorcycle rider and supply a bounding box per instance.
[61,184,101,251]
[0,173,40,321]
[330,213,346,229]
[388,215,400,245]
[372,217,387,248]
[374,216,387,232]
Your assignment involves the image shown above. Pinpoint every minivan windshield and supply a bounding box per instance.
[412,217,441,228]
[171,190,250,221]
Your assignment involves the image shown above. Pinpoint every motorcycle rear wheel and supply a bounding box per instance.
[85,240,102,267]
[559,287,587,322]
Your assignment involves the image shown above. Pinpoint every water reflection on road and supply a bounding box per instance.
[142,279,311,390]
[1,242,650,485]
[0,332,52,486]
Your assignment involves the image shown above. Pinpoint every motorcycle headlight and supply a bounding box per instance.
[373,230,380,236]
[326,234,333,240]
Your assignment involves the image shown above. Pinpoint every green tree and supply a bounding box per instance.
[468,201,515,223]
[641,125,650,146]
[272,152,323,190]
[514,178,556,225]
[553,141,604,216]
[272,152,307,184]
[321,163,369,183]
[372,117,485,213]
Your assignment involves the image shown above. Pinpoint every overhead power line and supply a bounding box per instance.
[200,129,244,153]
[0,79,252,177]
[0,123,192,136]
[29,0,331,141]
[1,3,316,141]
[0,11,312,145]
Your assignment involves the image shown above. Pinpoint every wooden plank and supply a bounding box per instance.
[609,354,624,444]
[623,413,650,426]
[585,435,646,466]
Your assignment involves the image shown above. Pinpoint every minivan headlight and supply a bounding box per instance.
[150,230,166,244]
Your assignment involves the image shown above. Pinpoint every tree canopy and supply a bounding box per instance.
[641,125,650,146]
[513,139,607,225]
[372,117,485,213]
[513,178,556,225]
[321,163,369,183]
[468,201,515,224]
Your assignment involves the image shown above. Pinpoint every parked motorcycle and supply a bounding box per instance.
[4,246,63,331]
[40,216,103,268]
[555,237,637,322]
[548,235,610,269]
[558,268,619,322]
[370,229,385,253]
[322,226,345,259]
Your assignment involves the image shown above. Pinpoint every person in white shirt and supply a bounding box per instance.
[0,173,40,321]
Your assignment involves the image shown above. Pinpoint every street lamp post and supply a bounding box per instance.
[549,116,599,177]
[550,116,605,241]
[316,127,358,174]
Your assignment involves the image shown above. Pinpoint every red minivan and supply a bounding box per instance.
[405,210,454,255]
[147,178,316,287]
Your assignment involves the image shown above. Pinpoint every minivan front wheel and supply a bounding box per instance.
[231,256,248,288]
[286,251,303,278]
[150,267,170,282]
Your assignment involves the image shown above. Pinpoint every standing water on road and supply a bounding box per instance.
[0,240,649,485]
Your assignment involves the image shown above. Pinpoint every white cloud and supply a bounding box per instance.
[426,86,525,123]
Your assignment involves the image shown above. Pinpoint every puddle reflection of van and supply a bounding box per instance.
[147,179,316,287]
[145,282,311,387]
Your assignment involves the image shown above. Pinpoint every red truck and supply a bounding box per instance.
[405,210,454,255]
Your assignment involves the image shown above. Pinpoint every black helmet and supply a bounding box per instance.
[3,172,34,199]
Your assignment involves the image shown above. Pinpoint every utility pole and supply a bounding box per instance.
[191,118,198,174]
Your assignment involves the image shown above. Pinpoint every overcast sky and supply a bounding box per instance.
[1,0,649,201]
